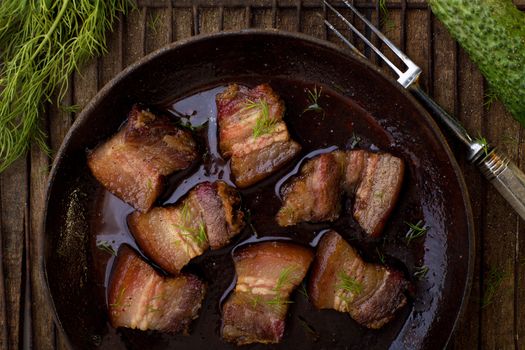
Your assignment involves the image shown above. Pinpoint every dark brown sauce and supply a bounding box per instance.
[90,79,424,349]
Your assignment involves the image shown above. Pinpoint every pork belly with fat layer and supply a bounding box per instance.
[222,241,314,345]
[277,149,404,237]
[309,231,408,329]
[87,105,198,212]
[217,84,301,188]
[128,181,244,274]
[108,245,205,333]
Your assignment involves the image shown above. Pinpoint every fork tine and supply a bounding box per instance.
[323,0,422,88]
[340,0,415,65]
[319,13,365,58]
[323,1,404,77]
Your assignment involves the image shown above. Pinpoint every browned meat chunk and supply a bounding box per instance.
[128,181,244,274]
[276,152,344,226]
[222,241,314,345]
[108,245,205,333]
[277,150,404,237]
[309,231,408,329]
[217,84,301,188]
[353,152,404,237]
[87,105,198,212]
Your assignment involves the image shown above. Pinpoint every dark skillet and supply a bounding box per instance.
[42,30,474,350]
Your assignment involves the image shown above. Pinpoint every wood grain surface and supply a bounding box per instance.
[1,1,525,349]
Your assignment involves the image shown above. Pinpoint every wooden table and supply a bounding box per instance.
[1,1,525,349]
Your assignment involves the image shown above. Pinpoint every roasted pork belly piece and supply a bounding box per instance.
[277,150,404,237]
[108,245,205,333]
[128,181,244,274]
[353,152,404,237]
[309,231,408,329]
[87,105,198,212]
[276,152,344,226]
[222,241,314,345]
[216,84,301,188]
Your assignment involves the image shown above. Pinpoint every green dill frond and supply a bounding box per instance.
[474,135,490,157]
[274,266,295,292]
[349,132,361,149]
[96,240,117,256]
[337,271,362,295]
[251,294,262,308]
[375,247,385,265]
[413,265,429,280]
[59,104,81,113]
[302,85,324,115]
[298,282,309,300]
[379,0,388,18]
[244,98,277,138]
[195,222,207,245]
[481,266,506,308]
[110,286,127,308]
[405,220,429,245]
[0,0,133,172]
[147,12,161,35]
[265,295,294,307]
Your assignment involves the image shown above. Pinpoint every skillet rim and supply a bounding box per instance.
[41,28,475,349]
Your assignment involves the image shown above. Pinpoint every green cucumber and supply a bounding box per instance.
[428,0,525,125]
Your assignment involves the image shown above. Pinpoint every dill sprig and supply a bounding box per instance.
[375,247,386,265]
[274,266,295,292]
[0,0,132,172]
[474,135,491,157]
[348,132,361,149]
[482,266,506,308]
[110,287,127,309]
[302,86,324,115]
[172,202,208,246]
[244,98,277,138]
[414,265,429,280]
[298,282,309,300]
[405,220,429,245]
[96,240,117,256]
[337,271,363,296]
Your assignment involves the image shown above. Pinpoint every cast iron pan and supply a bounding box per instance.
[42,30,474,350]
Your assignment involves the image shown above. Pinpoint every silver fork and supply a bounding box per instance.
[323,0,525,221]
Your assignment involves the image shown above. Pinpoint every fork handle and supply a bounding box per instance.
[477,151,525,221]
[409,85,525,221]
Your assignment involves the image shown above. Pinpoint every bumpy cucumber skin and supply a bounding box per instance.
[428,0,525,125]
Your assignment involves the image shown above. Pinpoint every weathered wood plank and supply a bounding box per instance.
[173,7,193,39]
[277,8,299,32]
[517,132,525,349]
[28,114,55,350]
[252,8,273,29]
[481,98,520,349]
[438,34,483,350]
[198,7,222,34]
[222,8,247,30]
[124,8,147,67]
[145,7,172,53]
[1,156,28,350]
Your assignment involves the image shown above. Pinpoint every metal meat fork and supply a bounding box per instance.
[323,0,525,221]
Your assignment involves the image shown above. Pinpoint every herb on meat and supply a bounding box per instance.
[337,271,363,296]
[244,98,277,138]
